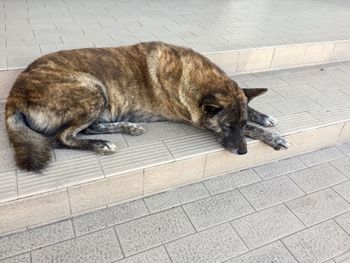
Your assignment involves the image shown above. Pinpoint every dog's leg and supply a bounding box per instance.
[248,106,278,127]
[244,124,289,150]
[83,122,145,136]
[57,125,118,155]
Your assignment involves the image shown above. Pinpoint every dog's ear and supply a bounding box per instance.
[200,94,223,116]
[243,88,267,102]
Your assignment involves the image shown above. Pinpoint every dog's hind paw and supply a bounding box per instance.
[261,115,278,127]
[95,141,118,155]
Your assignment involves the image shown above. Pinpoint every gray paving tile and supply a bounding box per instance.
[115,246,170,263]
[282,220,350,263]
[0,220,74,260]
[0,170,17,201]
[73,199,149,236]
[272,83,320,99]
[335,211,350,235]
[330,156,350,179]
[298,147,344,167]
[144,183,209,213]
[225,241,297,263]
[333,180,350,203]
[288,163,347,193]
[239,176,304,210]
[0,253,31,263]
[253,157,306,180]
[182,190,254,231]
[333,250,350,263]
[203,169,261,195]
[165,223,247,263]
[115,207,195,256]
[309,105,350,124]
[31,228,122,263]
[231,204,304,249]
[286,188,350,226]
[270,97,321,115]
[123,122,186,146]
[336,142,350,156]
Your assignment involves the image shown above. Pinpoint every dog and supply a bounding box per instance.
[5,41,288,172]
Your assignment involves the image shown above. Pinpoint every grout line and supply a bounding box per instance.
[283,202,308,228]
[280,240,301,263]
[113,227,126,259]
[179,205,198,233]
[228,222,250,251]
[163,245,174,263]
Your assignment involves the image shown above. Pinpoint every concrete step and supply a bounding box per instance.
[1,43,350,235]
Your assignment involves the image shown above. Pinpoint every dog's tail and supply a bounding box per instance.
[6,109,52,172]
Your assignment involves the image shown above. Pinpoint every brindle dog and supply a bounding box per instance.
[5,41,288,172]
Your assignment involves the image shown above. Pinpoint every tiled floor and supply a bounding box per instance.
[1,0,350,69]
[0,144,349,263]
[1,61,350,202]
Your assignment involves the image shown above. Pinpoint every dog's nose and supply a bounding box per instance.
[237,148,247,155]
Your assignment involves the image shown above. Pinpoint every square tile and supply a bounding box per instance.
[203,169,261,195]
[182,190,254,231]
[335,211,350,235]
[330,156,350,178]
[298,147,344,167]
[253,157,306,179]
[72,199,149,236]
[115,207,195,256]
[288,163,347,193]
[286,188,350,226]
[231,204,304,249]
[165,223,247,263]
[333,180,350,203]
[239,176,304,210]
[282,220,350,263]
[0,220,74,260]
[144,183,209,213]
[31,228,123,263]
[115,246,171,263]
[226,241,297,263]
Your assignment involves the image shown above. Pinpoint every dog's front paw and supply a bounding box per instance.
[261,114,278,127]
[126,123,145,136]
[269,134,290,150]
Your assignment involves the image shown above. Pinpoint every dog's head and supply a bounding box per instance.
[199,87,267,155]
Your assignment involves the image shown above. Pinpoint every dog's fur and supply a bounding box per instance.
[5,41,288,172]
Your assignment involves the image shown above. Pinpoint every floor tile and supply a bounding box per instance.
[31,228,122,263]
[288,163,347,193]
[253,157,306,180]
[72,199,149,236]
[282,220,350,263]
[144,183,209,213]
[0,220,74,260]
[239,176,304,210]
[203,169,261,195]
[115,207,195,256]
[286,188,350,226]
[115,246,171,263]
[226,241,297,263]
[182,190,254,231]
[231,204,304,249]
[165,223,247,263]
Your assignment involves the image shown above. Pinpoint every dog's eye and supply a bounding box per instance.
[223,124,231,129]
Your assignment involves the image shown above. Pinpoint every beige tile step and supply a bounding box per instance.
[1,52,350,236]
